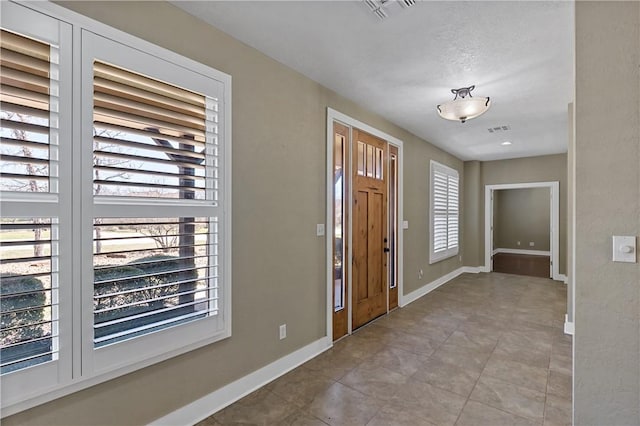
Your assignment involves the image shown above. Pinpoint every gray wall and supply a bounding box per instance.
[463,154,568,275]
[4,2,463,425]
[574,2,640,424]
[494,188,551,251]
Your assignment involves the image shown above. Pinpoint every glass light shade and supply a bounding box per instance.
[437,97,491,123]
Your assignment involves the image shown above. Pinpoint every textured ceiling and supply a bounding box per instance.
[172,1,574,161]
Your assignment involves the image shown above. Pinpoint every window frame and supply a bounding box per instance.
[429,160,459,264]
[1,0,232,416]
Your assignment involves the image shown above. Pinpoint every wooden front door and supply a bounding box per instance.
[352,129,388,329]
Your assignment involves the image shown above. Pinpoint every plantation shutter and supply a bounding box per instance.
[430,161,459,263]
[447,173,459,250]
[432,168,449,254]
[0,219,58,374]
[92,217,219,347]
[92,61,217,200]
[0,29,58,193]
[89,57,222,350]
[0,28,61,375]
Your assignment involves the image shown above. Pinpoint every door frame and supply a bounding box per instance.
[325,108,404,339]
[484,181,562,281]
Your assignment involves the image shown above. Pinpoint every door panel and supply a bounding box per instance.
[368,192,384,297]
[355,189,369,301]
[352,129,388,329]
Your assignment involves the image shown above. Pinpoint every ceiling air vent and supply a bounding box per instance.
[364,0,388,20]
[487,125,511,133]
[364,0,416,21]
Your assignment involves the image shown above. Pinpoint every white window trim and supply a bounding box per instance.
[483,181,561,280]
[429,160,459,264]
[1,0,232,416]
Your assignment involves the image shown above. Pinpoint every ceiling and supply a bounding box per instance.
[172,1,574,161]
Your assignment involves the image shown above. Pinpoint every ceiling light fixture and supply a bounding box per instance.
[501,141,512,146]
[437,85,491,123]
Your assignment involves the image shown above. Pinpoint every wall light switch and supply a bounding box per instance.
[613,236,637,263]
[403,221,409,229]
[316,224,325,236]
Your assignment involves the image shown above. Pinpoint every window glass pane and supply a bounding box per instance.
[92,217,218,347]
[0,217,58,374]
[357,141,365,176]
[92,61,218,200]
[389,154,396,289]
[375,147,383,180]
[333,134,344,311]
[0,29,58,193]
[366,144,374,178]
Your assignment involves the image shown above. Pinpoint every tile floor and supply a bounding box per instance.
[197,272,572,426]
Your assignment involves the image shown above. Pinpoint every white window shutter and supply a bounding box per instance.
[430,161,459,263]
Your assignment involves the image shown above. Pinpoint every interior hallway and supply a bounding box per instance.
[197,273,571,426]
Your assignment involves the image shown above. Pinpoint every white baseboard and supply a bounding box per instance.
[400,267,466,307]
[564,314,574,335]
[150,337,332,426]
[493,248,551,256]
[462,266,484,274]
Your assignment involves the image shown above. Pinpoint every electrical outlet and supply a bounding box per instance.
[316,224,325,236]
[279,324,287,340]
[529,242,535,247]
[418,269,424,280]
[517,241,521,246]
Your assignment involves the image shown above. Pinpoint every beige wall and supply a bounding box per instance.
[567,103,574,323]
[494,188,551,251]
[574,2,640,424]
[4,2,463,424]
[463,154,568,274]
[463,161,483,267]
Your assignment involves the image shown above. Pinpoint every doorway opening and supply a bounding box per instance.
[326,109,403,342]
[484,182,562,280]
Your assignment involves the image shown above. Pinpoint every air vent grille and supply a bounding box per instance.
[488,125,511,133]
[364,0,416,21]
